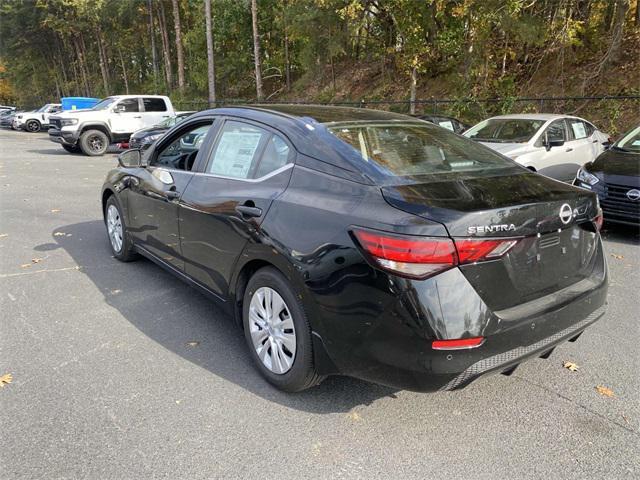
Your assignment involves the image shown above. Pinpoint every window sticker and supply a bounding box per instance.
[571,122,587,139]
[438,121,455,131]
[210,131,262,178]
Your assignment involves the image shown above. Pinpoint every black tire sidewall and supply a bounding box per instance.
[26,120,40,132]
[80,129,109,156]
[242,267,316,392]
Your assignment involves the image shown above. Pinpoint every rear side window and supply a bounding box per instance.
[143,97,167,112]
[328,122,517,177]
[206,121,290,179]
[568,119,588,140]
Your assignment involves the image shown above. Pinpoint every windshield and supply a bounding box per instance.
[614,126,640,153]
[92,97,117,111]
[328,122,517,178]
[465,118,545,143]
[36,105,49,113]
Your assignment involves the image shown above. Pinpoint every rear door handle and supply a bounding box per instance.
[133,115,142,119]
[592,139,598,143]
[565,148,573,152]
[235,205,263,218]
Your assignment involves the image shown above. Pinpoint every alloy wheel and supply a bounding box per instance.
[249,287,297,374]
[27,121,39,132]
[89,134,105,153]
[106,204,123,253]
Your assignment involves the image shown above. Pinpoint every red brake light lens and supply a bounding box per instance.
[432,336,485,350]
[353,228,518,279]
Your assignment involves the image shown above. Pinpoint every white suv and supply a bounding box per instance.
[464,114,611,182]
[13,104,62,132]
[48,95,175,156]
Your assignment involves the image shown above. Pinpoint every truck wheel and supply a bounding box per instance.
[79,129,109,156]
[62,144,81,154]
[25,120,41,132]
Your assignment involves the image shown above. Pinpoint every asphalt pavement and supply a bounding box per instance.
[1,128,638,479]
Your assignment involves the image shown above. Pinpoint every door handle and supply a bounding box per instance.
[565,148,573,152]
[235,205,263,218]
[133,115,142,119]
[592,139,598,143]
[166,190,180,200]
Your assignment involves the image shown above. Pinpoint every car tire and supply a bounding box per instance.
[62,144,81,154]
[79,129,109,156]
[25,120,41,132]
[104,195,137,262]
[242,267,324,392]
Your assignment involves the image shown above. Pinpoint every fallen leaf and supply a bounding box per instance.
[0,233,8,238]
[186,341,200,347]
[53,232,66,237]
[563,361,579,372]
[20,263,32,268]
[610,254,624,260]
[31,258,42,264]
[347,411,362,421]
[0,373,12,387]
[110,289,122,295]
[50,209,61,213]
[595,385,615,397]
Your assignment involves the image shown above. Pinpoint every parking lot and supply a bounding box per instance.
[0,128,638,478]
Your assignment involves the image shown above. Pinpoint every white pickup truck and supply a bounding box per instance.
[13,104,62,132]
[48,95,175,156]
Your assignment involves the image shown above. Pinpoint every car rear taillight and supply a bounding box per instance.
[432,336,485,350]
[352,228,518,279]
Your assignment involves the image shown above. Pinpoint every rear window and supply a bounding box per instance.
[328,122,517,177]
[465,118,545,143]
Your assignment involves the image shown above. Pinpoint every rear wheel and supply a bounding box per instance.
[79,129,109,156]
[25,120,41,132]
[104,196,137,262]
[242,267,324,392]
[62,144,81,153]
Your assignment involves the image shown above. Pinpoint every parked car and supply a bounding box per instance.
[574,125,640,226]
[101,105,607,393]
[0,109,17,127]
[13,103,62,132]
[415,114,470,134]
[464,114,610,182]
[129,111,195,150]
[48,95,176,156]
[0,105,16,113]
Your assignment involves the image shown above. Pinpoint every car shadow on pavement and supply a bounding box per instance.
[49,220,399,414]
[600,223,640,246]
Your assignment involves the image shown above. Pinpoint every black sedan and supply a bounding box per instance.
[575,125,640,226]
[102,105,607,392]
[128,111,195,150]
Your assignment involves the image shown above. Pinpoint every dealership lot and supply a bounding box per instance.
[1,129,638,478]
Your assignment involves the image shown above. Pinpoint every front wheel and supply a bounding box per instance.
[243,267,324,392]
[79,129,109,156]
[104,196,137,262]
[25,120,41,132]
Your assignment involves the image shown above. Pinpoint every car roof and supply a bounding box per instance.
[487,113,580,121]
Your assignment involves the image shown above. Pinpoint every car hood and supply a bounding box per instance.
[477,141,530,155]
[586,148,640,177]
[51,109,102,119]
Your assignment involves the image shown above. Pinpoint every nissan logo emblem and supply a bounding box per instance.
[626,189,640,201]
[559,203,573,224]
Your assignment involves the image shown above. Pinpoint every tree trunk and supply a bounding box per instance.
[608,0,629,63]
[205,0,216,107]
[158,1,174,89]
[409,65,417,115]
[96,26,110,95]
[118,47,130,94]
[636,0,639,26]
[148,0,159,90]
[171,0,185,90]
[283,6,291,92]
[251,0,264,100]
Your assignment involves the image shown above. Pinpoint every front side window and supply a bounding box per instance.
[143,98,167,112]
[207,121,287,179]
[465,118,545,143]
[329,122,517,178]
[116,98,139,113]
[544,120,567,143]
[615,126,640,153]
[152,122,212,170]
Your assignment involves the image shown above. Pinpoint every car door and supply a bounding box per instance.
[126,118,216,271]
[142,97,171,128]
[111,98,144,134]
[532,119,573,180]
[565,118,595,172]
[179,118,294,296]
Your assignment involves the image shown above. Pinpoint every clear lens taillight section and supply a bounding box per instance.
[352,228,518,279]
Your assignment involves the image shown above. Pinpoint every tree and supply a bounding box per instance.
[205,0,216,106]
[172,0,186,90]
[251,0,264,100]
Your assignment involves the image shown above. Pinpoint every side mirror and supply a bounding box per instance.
[118,149,142,168]
[113,105,124,113]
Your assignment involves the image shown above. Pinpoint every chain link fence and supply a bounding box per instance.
[174,95,639,135]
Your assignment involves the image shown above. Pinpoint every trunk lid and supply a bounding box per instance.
[382,171,602,310]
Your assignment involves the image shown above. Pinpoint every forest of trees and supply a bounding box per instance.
[0,0,638,129]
